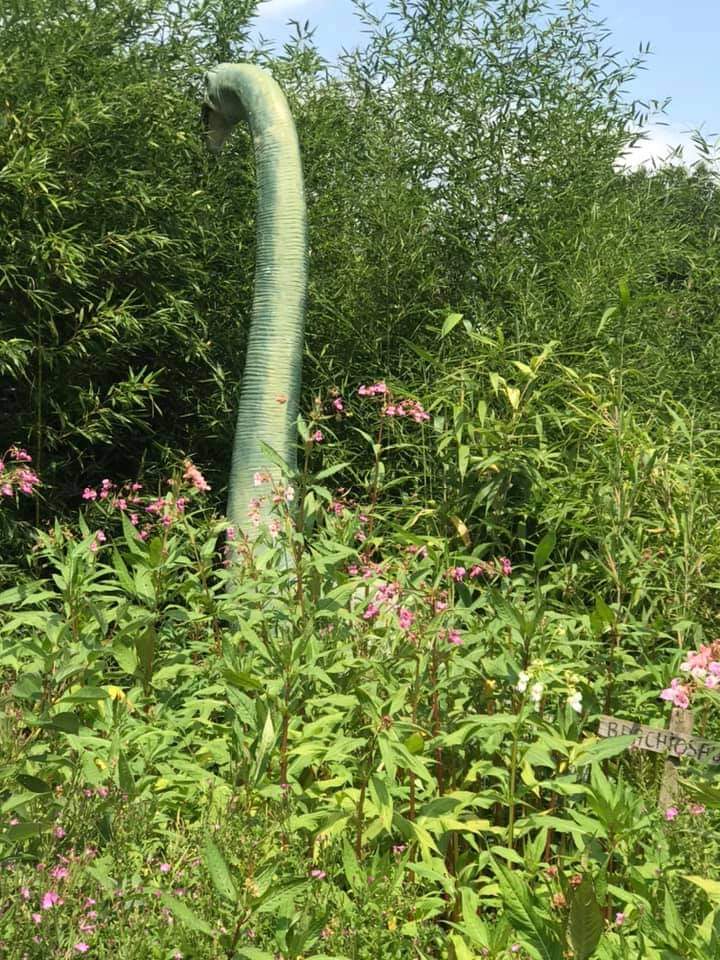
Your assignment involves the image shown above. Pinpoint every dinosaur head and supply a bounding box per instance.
[202,65,251,154]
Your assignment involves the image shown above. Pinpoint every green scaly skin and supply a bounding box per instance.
[202,63,307,549]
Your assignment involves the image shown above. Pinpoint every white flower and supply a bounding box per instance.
[253,471,268,487]
[568,691,583,714]
[516,671,530,693]
[679,661,691,672]
[691,667,707,680]
[530,682,544,704]
[284,484,295,503]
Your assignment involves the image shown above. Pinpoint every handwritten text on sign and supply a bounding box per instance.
[598,715,720,766]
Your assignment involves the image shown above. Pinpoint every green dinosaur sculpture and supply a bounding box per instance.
[202,63,307,550]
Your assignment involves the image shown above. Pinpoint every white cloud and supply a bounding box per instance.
[616,123,718,172]
[255,0,316,19]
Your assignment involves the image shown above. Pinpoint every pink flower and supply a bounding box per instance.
[615,912,625,926]
[74,943,90,953]
[182,461,210,492]
[500,556,512,576]
[332,397,344,412]
[10,447,32,462]
[53,826,65,839]
[1,484,12,496]
[50,866,68,881]
[20,886,31,900]
[82,487,97,500]
[95,530,106,543]
[447,629,463,646]
[41,890,63,910]
[310,869,326,879]
[312,430,324,443]
[32,912,42,924]
[450,566,466,582]
[364,603,380,621]
[660,678,691,709]
[664,806,679,821]
[159,863,171,874]
[397,607,414,630]
[689,803,706,815]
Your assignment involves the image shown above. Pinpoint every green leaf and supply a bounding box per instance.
[117,751,135,796]
[112,641,138,675]
[159,891,213,935]
[404,732,425,755]
[568,879,603,960]
[135,624,156,689]
[684,876,720,902]
[203,836,237,902]
[369,774,393,832]
[46,712,80,735]
[441,312,463,337]
[534,531,556,570]
[572,735,638,766]
[60,687,109,703]
[10,674,42,701]
[492,862,560,960]
[4,821,52,841]
[16,774,51,794]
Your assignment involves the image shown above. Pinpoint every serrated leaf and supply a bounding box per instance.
[369,774,393,832]
[568,879,603,960]
[160,891,213,935]
[204,836,237,902]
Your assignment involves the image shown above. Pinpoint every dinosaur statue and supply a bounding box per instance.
[202,63,307,553]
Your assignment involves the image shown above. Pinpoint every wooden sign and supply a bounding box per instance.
[598,714,720,766]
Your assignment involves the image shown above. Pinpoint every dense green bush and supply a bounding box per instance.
[3,0,718,528]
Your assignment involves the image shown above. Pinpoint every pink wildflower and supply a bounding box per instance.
[41,891,62,910]
[364,603,380,621]
[689,803,706,815]
[664,806,679,821]
[74,943,90,953]
[500,556,512,576]
[397,607,414,630]
[159,863,171,874]
[332,397,344,412]
[660,678,691,709]
[182,461,210,492]
[615,913,625,926]
[450,566,466,582]
[447,628,463,645]
[82,487,97,501]
[10,447,32,462]
[310,869,326,879]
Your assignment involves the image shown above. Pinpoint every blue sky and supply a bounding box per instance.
[252,0,719,167]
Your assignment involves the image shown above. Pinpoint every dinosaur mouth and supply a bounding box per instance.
[201,102,233,154]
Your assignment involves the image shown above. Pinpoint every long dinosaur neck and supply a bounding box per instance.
[203,63,307,544]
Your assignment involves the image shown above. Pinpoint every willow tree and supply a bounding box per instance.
[202,63,307,547]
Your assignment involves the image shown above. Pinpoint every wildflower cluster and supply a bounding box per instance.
[80,461,210,544]
[660,640,720,709]
[357,380,430,423]
[0,446,40,499]
[447,556,512,582]
[516,661,584,714]
[351,551,464,647]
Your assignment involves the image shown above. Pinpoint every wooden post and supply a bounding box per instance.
[658,708,694,811]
